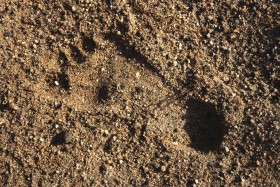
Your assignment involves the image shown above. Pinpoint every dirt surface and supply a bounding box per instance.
[0,0,279,186]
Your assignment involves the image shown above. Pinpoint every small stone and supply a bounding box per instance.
[72,6,76,12]
[3,32,11,37]
[207,161,215,168]
[51,130,72,145]
[10,103,19,110]
[173,60,178,66]
[39,137,44,142]
[54,81,59,86]
[224,146,229,153]
[160,165,166,172]
[107,159,113,165]
[256,160,260,166]
[49,35,56,40]
[135,72,141,79]
[88,144,93,150]
[64,131,72,144]
[195,179,199,184]
[100,165,107,173]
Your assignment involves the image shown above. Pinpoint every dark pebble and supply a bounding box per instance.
[51,130,72,145]
[99,165,107,173]
[207,161,215,168]
[3,32,11,38]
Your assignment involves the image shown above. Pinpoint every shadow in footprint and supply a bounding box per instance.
[70,45,86,64]
[58,51,70,68]
[58,72,70,90]
[184,99,226,153]
[97,84,110,102]
[0,92,8,111]
[46,72,70,91]
[82,36,97,54]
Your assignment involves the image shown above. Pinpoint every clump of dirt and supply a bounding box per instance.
[0,0,279,186]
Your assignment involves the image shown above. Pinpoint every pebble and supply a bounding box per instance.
[135,72,141,79]
[207,161,215,168]
[49,35,56,41]
[54,81,59,86]
[64,131,72,144]
[3,31,11,37]
[224,146,229,153]
[72,6,76,12]
[0,118,5,125]
[160,165,166,172]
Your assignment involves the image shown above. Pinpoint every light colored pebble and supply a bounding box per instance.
[161,165,166,172]
[225,146,229,153]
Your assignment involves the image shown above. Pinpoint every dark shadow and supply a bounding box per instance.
[0,91,8,111]
[103,135,114,153]
[58,51,70,68]
[58,72,70,90]
[184,99,226,153]
[70,45,86,64]
[97,84,110,102]
[46,72,70,91]
[82,35,97,54]
[0,103,8,111]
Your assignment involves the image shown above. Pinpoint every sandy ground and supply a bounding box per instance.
[0,0,279,186]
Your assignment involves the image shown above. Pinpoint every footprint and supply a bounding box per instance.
[70,44,86,64]
[97,84,109,102]
[58,51,70,68]
[184,99,226,153]
[82,35,97,54]
[57,72,70,90]
[46,71,70,91]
